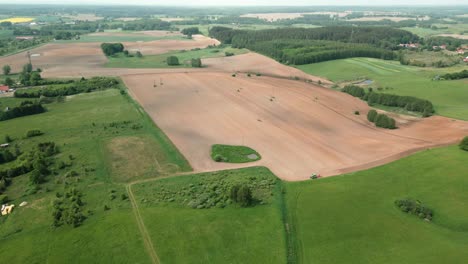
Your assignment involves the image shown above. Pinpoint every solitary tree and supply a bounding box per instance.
[191,58,202,68]
[230,184,253,207]
[136,51,143,58]
[460,136,468,151]
[2,65,11,75]
[29,72,42,86]
[166,56,179,66]
[4,77,13,87]
[23,63,33,74]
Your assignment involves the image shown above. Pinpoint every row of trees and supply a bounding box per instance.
[342,85,434,116]
[14,77,120,98]
[367,110,397,129]
[441,69,468,80]
[0,101,45,121]
[365,92,434,117]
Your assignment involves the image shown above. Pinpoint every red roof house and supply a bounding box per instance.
[0,86,10,92]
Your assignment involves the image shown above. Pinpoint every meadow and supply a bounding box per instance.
[0,85,190,262]
[131,167,288,264]
[105,46,248,68]
[286,146,468,264]
[298,58,468,120]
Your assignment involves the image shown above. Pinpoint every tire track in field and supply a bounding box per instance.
[126,184,160,264]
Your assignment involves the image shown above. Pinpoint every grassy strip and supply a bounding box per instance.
[105,46,248,68]
[211,144,261,163]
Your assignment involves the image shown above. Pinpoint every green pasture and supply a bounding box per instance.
[298,58,468,120]
[105,46,248,68]
[286,146,468,264]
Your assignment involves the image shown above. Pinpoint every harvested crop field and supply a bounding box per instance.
[0,34,219,74]
[436,34,468,40]
[241,12,350,21]
[123,34,219,55]
[123,72,468,181]
[0,42,106,73]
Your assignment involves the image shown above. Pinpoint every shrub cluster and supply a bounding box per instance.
[0,101,45,121]
[0,149,15,165]
[181,27,200,36]
[101,43,124,56]
[0,141,59,195]
[26,129,43,138]
[395,198,433,221]
[14,77,120,98]
[367,110,396,129]
[140,170,277,209]
[441,69,468,80]
[53,188,86,227]
[460,136,468,151]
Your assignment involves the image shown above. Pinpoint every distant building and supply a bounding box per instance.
[464,56,468,63]
[15,36,34,40]
[399,43,419,49]
[0,85,9,93]
[457,48,465,55]
[0,143,9,148]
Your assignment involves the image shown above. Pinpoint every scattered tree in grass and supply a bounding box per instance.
[4,135,12,143]
[136,51,143,58]
[460,136,468,151]
[2,65,11,75]
[166,56,179,66]
[225,51,235,57]
[230,184,253,207]
[191,58,202,68]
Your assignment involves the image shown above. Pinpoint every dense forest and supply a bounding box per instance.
[210,26,418,64]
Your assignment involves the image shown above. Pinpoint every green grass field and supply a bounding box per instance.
[105,46,248,68]
[403,23,468,37]
[298,58,468,120]
[131,167,287,264]
[286,146,468,264]
[211,144,261,163]
[0,85,190,262]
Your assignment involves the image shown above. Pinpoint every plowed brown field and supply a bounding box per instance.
[123,72,468,180]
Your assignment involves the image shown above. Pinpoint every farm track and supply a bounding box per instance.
[126,184,160,264]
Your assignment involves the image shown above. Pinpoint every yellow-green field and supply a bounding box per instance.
[0,17,35,24]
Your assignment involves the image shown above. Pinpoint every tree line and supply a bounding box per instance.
[0,101,45,121]
[14,77,120,98]
[440,69,468,80]
[342,85,434,116]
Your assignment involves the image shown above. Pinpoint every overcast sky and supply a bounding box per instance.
[0,0,466,5]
